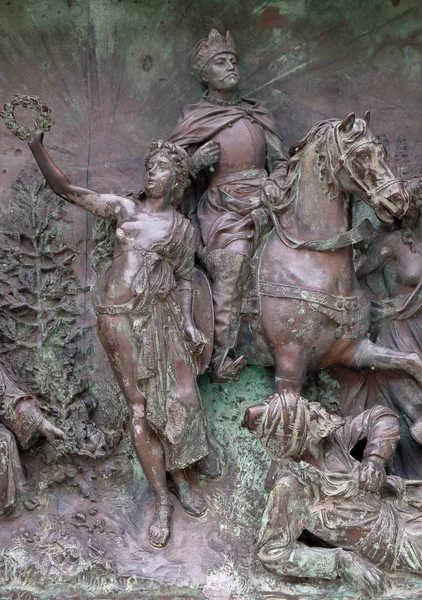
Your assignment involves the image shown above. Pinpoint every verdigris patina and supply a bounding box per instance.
[0,4,422,598]
[170,20,288,383]
[2,99,213,550]
[245,391,422,598]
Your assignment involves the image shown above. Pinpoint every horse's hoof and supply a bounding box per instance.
[210,356,246,383]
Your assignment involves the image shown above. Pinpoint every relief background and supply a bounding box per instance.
[0,1,421,598]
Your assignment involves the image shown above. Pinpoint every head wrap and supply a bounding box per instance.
[253,392,344,462]
[191,27,237,79]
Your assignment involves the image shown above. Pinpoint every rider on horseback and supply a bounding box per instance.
[170,22,288,383]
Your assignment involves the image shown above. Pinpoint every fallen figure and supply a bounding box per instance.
[244,392,422,597]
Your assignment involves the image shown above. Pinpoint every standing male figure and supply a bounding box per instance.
[170,23,288,383]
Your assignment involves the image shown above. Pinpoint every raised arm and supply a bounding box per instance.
[28,132,134,219]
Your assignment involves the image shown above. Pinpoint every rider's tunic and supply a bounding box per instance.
[170,98,288,256]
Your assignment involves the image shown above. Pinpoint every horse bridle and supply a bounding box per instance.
[332,123,401,204]
[264,120,404,251]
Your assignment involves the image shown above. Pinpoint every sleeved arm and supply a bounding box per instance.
[341,406,400,464]
[1,396,44,450]
[265,129,288,184]
[257,474,342,580]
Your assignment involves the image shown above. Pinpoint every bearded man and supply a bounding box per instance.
[170,23,288,383]
[244,392,422,597]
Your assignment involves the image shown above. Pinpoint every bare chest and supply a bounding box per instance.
[115,212,173,247]
[392,247,422,288]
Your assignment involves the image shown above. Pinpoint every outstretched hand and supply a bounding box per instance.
[38,418,68,446]
[185,324,205,355]
[191,141,220,174]
[28,129,45,148]
[358,456,387,493]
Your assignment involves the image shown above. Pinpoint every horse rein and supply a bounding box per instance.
[332,123,401,205]
[263,120,403,251]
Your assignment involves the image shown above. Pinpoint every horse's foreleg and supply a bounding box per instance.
[337,338,422,385]
[273,344,308,395]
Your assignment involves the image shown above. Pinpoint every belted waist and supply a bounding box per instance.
[97,302,134,315]
[211,169,267,187]
[259,281,369,312]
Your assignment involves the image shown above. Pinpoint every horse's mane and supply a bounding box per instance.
[289,118,338,158]
[271,117,368,212]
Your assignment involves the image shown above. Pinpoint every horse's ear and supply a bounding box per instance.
[339,112,355,132]
[363,110,371,126]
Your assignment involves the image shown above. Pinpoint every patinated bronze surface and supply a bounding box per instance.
[0,367,66,516]
[245,392,422,597]
[332,184,422,479]
[253,113,415,385]
[23,128,212,549]
[1,3,422,599]
[170,21,288,383]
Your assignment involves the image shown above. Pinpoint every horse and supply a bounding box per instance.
[235,112,422,396]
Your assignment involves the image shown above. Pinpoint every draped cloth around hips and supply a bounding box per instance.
[98,212,208,472]
[197,169,268,255]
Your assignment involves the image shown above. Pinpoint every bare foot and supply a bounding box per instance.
[338,549,391,597]
[22,497,40,511]
[148,502,173,549]
[19,485,40,511]
[171,479,207,517]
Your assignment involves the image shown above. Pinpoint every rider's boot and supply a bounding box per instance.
[207,249,249,383]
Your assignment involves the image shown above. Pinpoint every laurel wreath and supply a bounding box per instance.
[0,94,53,142]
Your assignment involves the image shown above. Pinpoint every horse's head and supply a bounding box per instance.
[330,112,409,223]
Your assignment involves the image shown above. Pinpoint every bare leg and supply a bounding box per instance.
[169,470,207,517]
[129,402,174,548]
[97,314,173,548]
